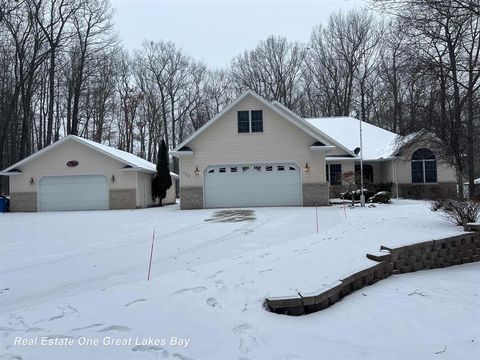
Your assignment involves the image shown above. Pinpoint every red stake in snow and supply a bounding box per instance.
[147,229,155,281]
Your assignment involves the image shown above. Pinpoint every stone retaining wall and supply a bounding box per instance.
[265,223,480,316]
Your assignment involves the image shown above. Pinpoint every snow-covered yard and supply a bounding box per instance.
[0,200,479,360]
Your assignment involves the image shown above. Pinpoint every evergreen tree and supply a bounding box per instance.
[152,139,172,206]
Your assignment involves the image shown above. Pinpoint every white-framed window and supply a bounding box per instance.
[237,110,263,133]
[326,164,342,185]
[411,148,437,183]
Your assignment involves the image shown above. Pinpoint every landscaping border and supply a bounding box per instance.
[265,223,480,316]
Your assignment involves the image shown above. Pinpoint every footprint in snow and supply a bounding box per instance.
[97,325,131,333]
[124,298,147,307]
[173,353,195,360]
[259,269,272,274]
[206,297,222,311]
[239,335,258,354]
[132,345,168,357]
[233,323,254,335]
[214,280,225,290]
[233,322,259,353]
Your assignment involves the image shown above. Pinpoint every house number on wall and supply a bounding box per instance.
[67,160,79,167]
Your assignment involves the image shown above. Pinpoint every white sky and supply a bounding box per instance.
[111,0,367,69]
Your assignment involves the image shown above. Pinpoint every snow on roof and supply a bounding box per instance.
[75,136,157,172]
[71,136,179,178]
[1,134,179,178]
[305,117,401,160]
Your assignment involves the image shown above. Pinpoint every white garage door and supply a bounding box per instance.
[39,175,109,211]
[204,164,302,208]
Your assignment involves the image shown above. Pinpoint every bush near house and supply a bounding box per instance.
[339,189,376,202]
[369,191,392,204]
[431,199,480,226]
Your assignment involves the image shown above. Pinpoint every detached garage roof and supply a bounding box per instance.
[305,117,402,161]
[0,135,179,177]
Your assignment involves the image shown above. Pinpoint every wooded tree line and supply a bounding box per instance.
[0,0,479,195]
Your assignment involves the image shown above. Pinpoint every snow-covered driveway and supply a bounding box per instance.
[1,200,479,360]
[0,205,340,313]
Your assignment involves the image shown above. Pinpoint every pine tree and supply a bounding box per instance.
[152,139,172,206]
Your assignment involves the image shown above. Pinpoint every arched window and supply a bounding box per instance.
[411,148,437,183]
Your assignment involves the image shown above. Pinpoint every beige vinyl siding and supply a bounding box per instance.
[180,96,327,187]
[11,140,137,193]
[395,159,456,184]
[378,159,456,184]
[379,161,395,183]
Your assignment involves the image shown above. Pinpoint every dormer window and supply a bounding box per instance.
[237,110,263,133]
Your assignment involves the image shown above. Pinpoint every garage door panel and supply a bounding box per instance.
[39,175,109,211]
[204,164,301,208]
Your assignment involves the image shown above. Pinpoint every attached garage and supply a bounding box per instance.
[204,163,302,208]
[39,175,109,211]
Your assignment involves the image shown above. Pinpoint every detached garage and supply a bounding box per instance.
[0,135,178,212]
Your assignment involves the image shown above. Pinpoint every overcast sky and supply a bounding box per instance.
[110,0,367,69]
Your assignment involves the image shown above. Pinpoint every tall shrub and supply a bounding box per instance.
[152,139,172,206]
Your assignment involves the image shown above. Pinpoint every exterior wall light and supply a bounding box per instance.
[194,166,200,176]
[305,163,310,173]
[111,175,115,183]
[29,177,34,184]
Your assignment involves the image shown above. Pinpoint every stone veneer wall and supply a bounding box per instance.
[302,183,329,206]
[180,186,203,210]
[266,224,480,316]
[109,189,136,210]
[10,192,37,212]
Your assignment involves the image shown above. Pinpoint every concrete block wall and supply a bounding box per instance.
[266,225,480,316]
[10,192,37,212]
[180,186,203,209]
[302,183,329,206]
[109,189,136,210]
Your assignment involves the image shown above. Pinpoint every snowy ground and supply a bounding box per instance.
[0,200,479,360]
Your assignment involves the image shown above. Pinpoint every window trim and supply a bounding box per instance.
[411,148,437,184]
[326,163,342,185]
[237,110,250,133]
[237,110,263,134]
